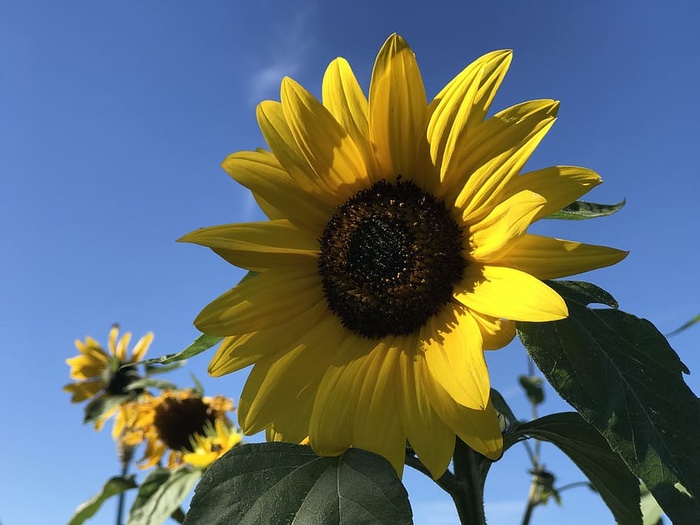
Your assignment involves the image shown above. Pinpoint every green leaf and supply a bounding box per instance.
[136,333,223,367]
[83,394,131,425]
[184,443,413,525]
[668,313,700,337]
[514,413,641,524]
[128,467,201,525]
[546,199,625,220]
[518,375,545,405]
[68,475,137,525]
[518,280,700,524]
[128,467,171,520]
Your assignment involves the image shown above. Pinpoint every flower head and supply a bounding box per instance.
[63,325,153,428]
[117,390,235,469]
[182,419,243,468]
[180,34,627,477]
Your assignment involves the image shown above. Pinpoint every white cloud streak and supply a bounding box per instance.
[247,8,314,104]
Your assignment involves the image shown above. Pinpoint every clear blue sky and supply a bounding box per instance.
[2,1,699,524]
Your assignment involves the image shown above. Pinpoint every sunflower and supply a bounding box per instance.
[63,325,153,428]
[117,389,235,469]
[182,419,243,468]
[180,34,627,477]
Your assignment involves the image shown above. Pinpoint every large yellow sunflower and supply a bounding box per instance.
[116,389,235,469]
[180,34,627,477]
[63,325,153,428]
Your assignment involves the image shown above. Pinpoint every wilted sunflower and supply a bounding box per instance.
[63,325,153,428]
[116,390,235,469]
[180,34,627,477]
[182,419,243,468]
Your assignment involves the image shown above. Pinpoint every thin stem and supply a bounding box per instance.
[521,478,538,525]
[557,481,590,493]
[116,460,128,525]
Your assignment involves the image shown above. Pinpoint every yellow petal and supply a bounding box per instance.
[440,99,558,211]
[257,100,340,202]
[66,355,107,380]
[108,326,119,358]
[281,77,370,198]
[421,304,490,410]
[239,314,343,437]
[495,234,629,280]
[351,342,406,476]
[179,219,319,272]
[419,366,503,460]
[194,267,323,336]
[115,332,132,362]
[208,301,328,376]
[468,190,546,262]
[455,265,568,321]
[322,57,379,181]
[429,50,512,186]
[503,166,603,221]
[369,34,427,179]
[130,332,154,363]
[469,311,516,351]
[309,334,379,457]
[75,338,109,362]
[396,341,455,478]
[63,380,104,402]
[222,150,333,231]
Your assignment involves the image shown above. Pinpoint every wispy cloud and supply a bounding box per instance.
[247,7,314,104]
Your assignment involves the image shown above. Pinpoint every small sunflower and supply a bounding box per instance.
[182,419,243,468]
[63,325,153,428]
[117,390,235,469]
[181,34,627,477]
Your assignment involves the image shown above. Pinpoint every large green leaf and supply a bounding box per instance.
[546,199,625,220]
[128,467,201,525]
[136,333,223,367]
[68,475,137,525]
[508,412,641,525]
[184,443,412,525]
[518,280,700,524]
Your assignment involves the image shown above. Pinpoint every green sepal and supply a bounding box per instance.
[128,467,202,525]
[83,394,131,425]
[490,388,520,433]
[518,280,700,523]
[68,475,137,525]
[506,413,641,524]
[545,199,625,220]
[125,378,178,392]
[184,443,413,525]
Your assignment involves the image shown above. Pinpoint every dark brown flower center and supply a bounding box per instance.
[153,396,217,452]
[318,178,466,338]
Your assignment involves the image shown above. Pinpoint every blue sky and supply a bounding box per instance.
[2,1,699,524]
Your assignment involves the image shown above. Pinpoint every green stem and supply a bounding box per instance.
[405,444,488,525]
[452,439,488,525]
[116,460,128,525]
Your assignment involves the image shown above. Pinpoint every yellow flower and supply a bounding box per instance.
[182,419,243,468]
[180,34,627,477]
[117,390,235,469]
[63,325,153,428]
